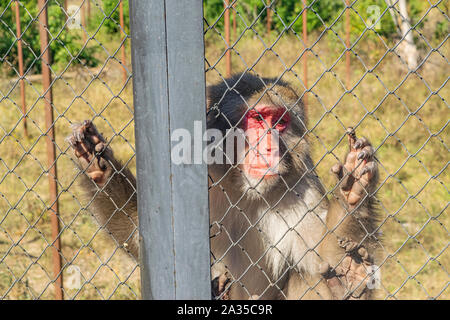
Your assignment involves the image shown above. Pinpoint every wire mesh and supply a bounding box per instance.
[205,0,448,300]
[0,0,447,300]
[0,0,138,299]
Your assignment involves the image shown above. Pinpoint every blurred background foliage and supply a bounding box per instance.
[1,0,446,76]
[203,0,441,38]
[0,0,99,76]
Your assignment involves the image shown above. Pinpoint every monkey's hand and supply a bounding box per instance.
[211,273,231,300]
[331,128,378,210]
[320,237,377,300]
[67,120,113,187]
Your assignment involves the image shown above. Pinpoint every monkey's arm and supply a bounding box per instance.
[319,128,380,300]
[67,120,139,260]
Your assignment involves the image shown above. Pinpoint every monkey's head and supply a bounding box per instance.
[207,73,310,198]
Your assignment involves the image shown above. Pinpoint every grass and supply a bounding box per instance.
[204,28,448,299]
[0,11,448,299]
[0,27,139,298]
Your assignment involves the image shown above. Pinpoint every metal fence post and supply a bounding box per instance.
[80,0,86,43]
[302,0,308,111]
[224,0,232,77]
[119,0,127,84]
[266,1,272,34]
[12,1,28,137]
[129,0,211,299]
[232,3,236,41]
[345,0,351,89]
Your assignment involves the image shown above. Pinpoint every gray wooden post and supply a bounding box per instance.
[129,0,211,299]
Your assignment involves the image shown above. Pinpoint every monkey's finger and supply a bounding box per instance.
[94,142,108,155]
[340,167,355,192]
[346,184,368,206]
[348,276,368,299]
[97,157,110,172]
[334,267,345,278]
[67,135,92,163]
[354,137,370,151]
[70,122,86,142]
[331,163,343,180]
[83,120,107,146]
[326,277,347,300]
[319,262,331,277]
[347,127,357,152]
[357,247,370,262]
[358,161,377,185]
[69,123,97,152]
[74,129,85,142]
[218,274,230,293]
[88,170,106,184]
[356,145,374,162]
[66,135,78,149]
[211,276,221,299]
[212,273,231,300]
[338,237,359,253]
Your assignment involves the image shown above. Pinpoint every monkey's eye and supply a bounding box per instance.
[277,118,288,126]
[275,118,289,132]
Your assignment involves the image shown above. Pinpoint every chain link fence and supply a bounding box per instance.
[205,0,448,300]
[0,0,448,300]
[0,0,137,299]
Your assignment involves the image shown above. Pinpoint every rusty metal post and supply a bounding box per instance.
[232,3,236,41]
[120,0,127,84]
[37,0,64,301]
[12,1,28,137]
[224,0,231,77]
[302,0,308,111]
[266,1,272,35]
[81,1,87,43]
[345,0,351,89]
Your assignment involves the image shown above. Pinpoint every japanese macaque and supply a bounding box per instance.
[67,73,381,300]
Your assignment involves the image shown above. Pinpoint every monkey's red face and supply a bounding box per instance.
[242,106,290,179]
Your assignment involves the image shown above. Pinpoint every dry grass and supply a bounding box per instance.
[0,28,139,299]
[204,29,448,299]
[0,19,448,299]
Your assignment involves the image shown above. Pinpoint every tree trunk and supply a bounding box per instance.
[388,0,419,69]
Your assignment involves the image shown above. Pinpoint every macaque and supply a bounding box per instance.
[67,122,139,260]
[67,73,381,300]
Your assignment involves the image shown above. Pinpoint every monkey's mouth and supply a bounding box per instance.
[243,148,281,179]
[245,165,279,179]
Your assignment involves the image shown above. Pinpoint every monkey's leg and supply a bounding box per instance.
[319,128,380,300]
[67,120,139,260]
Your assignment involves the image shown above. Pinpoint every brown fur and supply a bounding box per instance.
[69,74,381,300]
